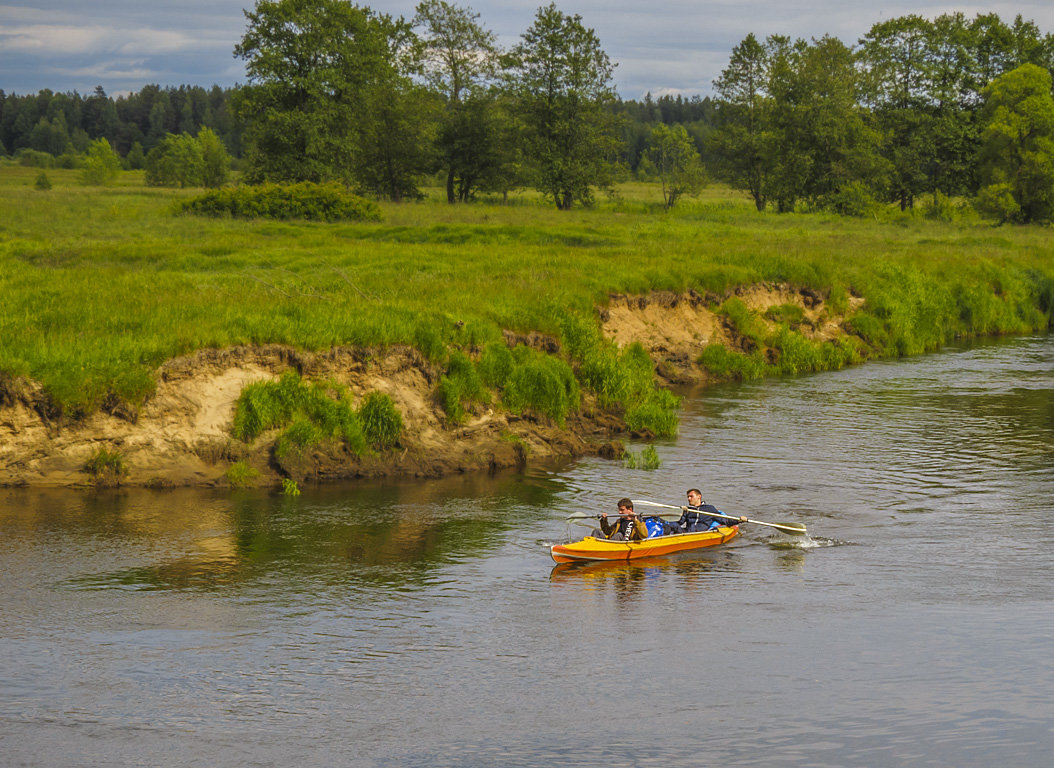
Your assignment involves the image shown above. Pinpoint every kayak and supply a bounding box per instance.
[550,525,739,564]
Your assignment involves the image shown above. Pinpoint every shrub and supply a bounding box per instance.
[765,303,805,326]
[226,461,260,488]
[359,391,403,449]
[624,388,679,437]
[624,444,661,470]
[146,132,205,187]
[477,342,514,388]
[34,171,51,190]
[976,183,1021,223]
[83,447,125,475]
[180,182,382,222]
[231,372,388,456]
[820,181,877,217]
[503,348,580,425]
[15,148,54,168]
[81,138,121,186]
[698,345,767,380]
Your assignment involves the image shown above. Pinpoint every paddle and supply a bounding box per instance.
[631,499,808,536]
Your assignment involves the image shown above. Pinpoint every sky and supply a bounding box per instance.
[4,1,1054,99]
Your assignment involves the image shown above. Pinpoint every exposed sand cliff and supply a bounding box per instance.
[0,284,847,488]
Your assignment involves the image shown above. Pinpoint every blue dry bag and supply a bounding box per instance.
[644,517,666,538]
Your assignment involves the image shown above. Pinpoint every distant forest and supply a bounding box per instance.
[0,84,711,174]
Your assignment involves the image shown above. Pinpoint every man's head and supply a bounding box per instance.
[686,489,702,506]
[617,498,635,517]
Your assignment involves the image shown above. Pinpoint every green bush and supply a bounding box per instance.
[820,181,877,217]
[226,461,260,488]
[436,350,488,424]
[503,347,580,425]
[624,444,661,470]
[624,388,679,437]
[359,391,403,449]
[698,345,768,380]
[81,138,121,187]
[34,171,51,190]
[180,182,382,222]
[83,447,125,478]
[477,342,514,388]
[15,148,54,168]
[765,303,805,326]
[976,183,1021,223]
[718,297,766,347]
[232,372,396,456]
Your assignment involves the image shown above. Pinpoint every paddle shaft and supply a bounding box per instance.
[631,500,807,535]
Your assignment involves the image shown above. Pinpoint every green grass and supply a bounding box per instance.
[1,167,1052,421]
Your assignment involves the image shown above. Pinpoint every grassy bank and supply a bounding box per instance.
[1,167,1052,420]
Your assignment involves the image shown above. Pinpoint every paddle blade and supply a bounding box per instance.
[772,522,808,535]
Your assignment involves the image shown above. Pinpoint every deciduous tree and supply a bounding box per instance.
[646,124,705,209]
[415,0,499,203]
[977,64,1054,222]
[507,3,621,209]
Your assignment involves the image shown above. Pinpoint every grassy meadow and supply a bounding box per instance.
[2,165,1052,419]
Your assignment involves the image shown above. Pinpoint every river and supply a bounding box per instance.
[1,334,1052,767]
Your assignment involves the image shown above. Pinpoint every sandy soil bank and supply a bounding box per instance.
[0,284,845,488]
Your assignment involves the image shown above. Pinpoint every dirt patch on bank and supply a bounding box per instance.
[601,284,859,383]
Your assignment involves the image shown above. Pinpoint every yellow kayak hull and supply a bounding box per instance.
[550,526,738,563]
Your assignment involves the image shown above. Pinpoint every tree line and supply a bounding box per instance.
[3,2,1054,220]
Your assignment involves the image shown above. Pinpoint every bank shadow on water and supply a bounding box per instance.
[19,465,573,595]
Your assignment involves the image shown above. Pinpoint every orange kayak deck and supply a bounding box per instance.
[550,526,738,563]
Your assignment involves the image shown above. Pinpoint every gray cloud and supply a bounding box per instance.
[2,1,1054,97]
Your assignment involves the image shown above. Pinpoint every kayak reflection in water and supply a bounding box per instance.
[591,498,648,541]
[666,488,746,533]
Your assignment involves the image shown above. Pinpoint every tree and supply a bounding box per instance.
[197,128,231,187]
[346,15,435,201]
[507,3,621,209]
[710,33,775,211]
[415,0,499,203]
[859,16,936,210]
[646,124,705,209]
[977,64,1054,222]
[28,114,71,156]
[145,133,205,187]
[234,0,430,198]
[81,137,121,186]
[767,36,886,211]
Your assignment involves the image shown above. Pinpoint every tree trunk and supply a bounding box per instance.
[446,167,455,204]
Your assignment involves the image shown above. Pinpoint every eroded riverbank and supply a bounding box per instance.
[0,283,1031,488]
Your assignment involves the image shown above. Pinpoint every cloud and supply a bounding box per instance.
[4,1,1054,96]
[0,23,199,55]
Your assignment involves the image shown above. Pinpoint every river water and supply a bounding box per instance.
[1,334,1052,767]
